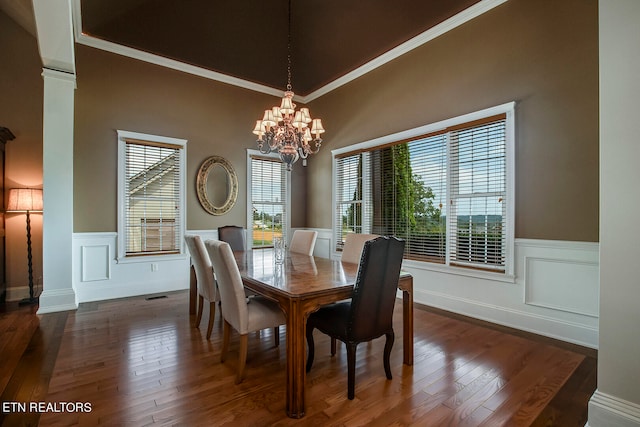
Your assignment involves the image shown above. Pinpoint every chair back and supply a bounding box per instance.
[289,230,318,255]
[341,233,379,264]
[218,225,246,251]
[348,236,405,342]
[205,239,248,333]
[184,235,217,302]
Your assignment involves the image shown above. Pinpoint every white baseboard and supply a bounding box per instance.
[37,288,78,314]
[414,288,598,348]
[5,285,33,302]
[588,390,640,427]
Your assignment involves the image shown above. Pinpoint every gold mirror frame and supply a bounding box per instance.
[196,156,238,215]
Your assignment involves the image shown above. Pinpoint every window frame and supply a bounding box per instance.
[246,149,292,249]
[117,130,187,263]
[332,102,515,280]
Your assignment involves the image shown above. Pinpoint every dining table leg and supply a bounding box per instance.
[283,299,307,419]
[399,275,414,366]
[189,265,197,315]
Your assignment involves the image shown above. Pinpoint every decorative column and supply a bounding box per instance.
[588,1,640,426]
[37,69,77,313]
[32,0,78,313]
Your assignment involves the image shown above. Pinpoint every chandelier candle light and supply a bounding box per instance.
[252,0,324,170]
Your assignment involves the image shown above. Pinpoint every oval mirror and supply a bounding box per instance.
[196,156,238,215]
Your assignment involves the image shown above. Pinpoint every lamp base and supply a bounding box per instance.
[18,296,39,306]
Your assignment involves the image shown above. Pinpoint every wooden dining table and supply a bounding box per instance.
[189,248,414,419]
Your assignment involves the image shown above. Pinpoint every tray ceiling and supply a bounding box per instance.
[79,0,482,96]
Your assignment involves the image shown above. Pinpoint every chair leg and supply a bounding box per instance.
[384,331,394,380]
[273,326,280,347]
[346,342,358,400]
[195,294,204,328]
[221,319,231,363]
[305,325,315,373]
[236,334,248,384]
[206,301,215,339]
[331,337,337,356]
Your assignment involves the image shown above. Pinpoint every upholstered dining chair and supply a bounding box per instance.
[205,239,286,384]
[184,234,219,339]
[217,225,246,251]
[305,236,405,399]
[288,229,318,256]
[340,233,380,264]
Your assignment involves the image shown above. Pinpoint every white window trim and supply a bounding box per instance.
[116,130,187,263]
[246,149,292,247]
[331,102,516,280]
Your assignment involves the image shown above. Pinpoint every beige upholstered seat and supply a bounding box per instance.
[184,235,219,339]
[205,239,285,384]
[218,225,246,251]
[341,233,379,264]
[289,230,318,256]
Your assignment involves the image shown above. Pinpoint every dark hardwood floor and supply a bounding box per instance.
[0,291,596,426]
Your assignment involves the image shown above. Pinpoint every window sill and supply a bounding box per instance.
[116,253,188,264]
[401,258,516,284]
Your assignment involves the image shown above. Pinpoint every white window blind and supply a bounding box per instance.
[448,119,507,270]
[122,137,184,257]
[250,155,288,248]
[333,109,511,273]
[335,152,367,250]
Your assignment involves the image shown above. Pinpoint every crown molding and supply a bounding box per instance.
[71,0,508,102]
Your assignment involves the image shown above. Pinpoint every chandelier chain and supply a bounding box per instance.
[251,0,324,170]
[286,0,292,91]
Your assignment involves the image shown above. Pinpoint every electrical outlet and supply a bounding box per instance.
[151,263,159,272]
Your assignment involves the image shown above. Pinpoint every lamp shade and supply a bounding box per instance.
[6,188,43,212]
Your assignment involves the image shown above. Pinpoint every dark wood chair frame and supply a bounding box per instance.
[305,236,405,399]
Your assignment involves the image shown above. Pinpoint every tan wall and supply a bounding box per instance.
[4,0,600,284]
[74,45,308,232]
[0,11,44,295]
[306,0,599,242]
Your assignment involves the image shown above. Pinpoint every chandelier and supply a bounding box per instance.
[252,0,324,170]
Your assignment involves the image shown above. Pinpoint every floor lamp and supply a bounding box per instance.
[7,188,43,305]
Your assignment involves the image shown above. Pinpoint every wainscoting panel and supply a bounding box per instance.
[73,231,600,348]
[73,232,189,303]
[524,256,599,317]
[81,244,110,282]
[312,230,600,348]
[518,239,600,318]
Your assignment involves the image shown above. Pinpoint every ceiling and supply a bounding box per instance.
[78,0,481,96]
[1,0,483,97]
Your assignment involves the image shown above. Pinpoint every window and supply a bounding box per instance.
[117,131,187,260]
[247,150,290,248]
[333,103,514,275]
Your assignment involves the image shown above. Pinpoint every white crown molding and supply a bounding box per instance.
[74,32,285,99]
[71,0,507,101]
